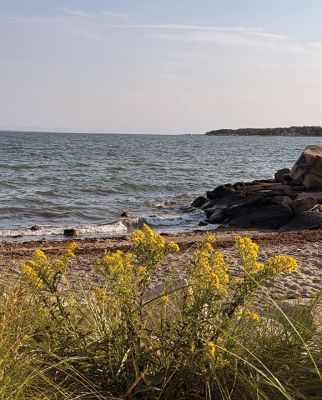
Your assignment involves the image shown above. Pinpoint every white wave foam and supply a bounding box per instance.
[0,221,128,241]
[138,209,205,228]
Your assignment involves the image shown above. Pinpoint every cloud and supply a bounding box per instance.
[102,10,128,22]
[156,30,287,51]
[60,7,92,19]
[1,10,321,57]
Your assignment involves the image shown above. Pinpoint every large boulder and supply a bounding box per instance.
[289,145,322,189]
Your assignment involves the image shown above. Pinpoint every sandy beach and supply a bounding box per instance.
[1,228,321,300]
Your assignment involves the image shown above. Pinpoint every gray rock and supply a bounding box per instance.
[296,191,322,203]
[64,228,79,237]
[229,204,293,229]
[289,145,322,189]
[191,195,208,208]
[280,212,322,231]
[291,196,317,215]
[207,184,233,200]
[30,225,41,231]
[271,196,293,208]
[208,209,226,224]
[274,168,291,183]
[224,195,270,217]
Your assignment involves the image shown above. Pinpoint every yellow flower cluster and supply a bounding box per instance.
[64,241,77,258]
[20,242,77,289]
[266,255,298,275]
[204,337,229,367]
[191,234,229,294]
[20,262,42,288]
[97,250,133,276]
[130,224,179,269]
[94,225,180,307]
[235,236,263,273]
[96,251,135,301]
[236,307,261,322]
[246,310,260,322]
[205,341,216,358]
[95,287,107,304]
[161,294,169,304]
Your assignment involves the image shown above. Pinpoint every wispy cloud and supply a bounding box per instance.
[102,10,128,22]
[97,23,265,32]
[1,9,321,56]
[60,7,92,19]
[156,30,288,51]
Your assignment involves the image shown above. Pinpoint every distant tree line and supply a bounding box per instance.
[205,126,322,136]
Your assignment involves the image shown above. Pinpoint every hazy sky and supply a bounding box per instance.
[1,1,322,134]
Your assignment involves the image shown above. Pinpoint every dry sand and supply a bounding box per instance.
[1,228,321,328]
[0,229,321,299]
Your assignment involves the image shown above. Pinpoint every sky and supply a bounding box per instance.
[1,1,322,134]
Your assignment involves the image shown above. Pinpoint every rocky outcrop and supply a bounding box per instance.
[288,145,322,189]
[190,147,322,231]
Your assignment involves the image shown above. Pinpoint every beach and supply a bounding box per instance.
[2,228,321,301]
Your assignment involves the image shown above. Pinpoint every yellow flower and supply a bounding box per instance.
[156,235,166,248]
[131,224,179,270]
[33,248,47,261]
[64,241,77,258]
[205,341,216,358]
[53,259,65,271]
[166,241,180,254]
[190,233,229,294]
[245,309,260,322]
[131,230,144,246]
[20,264,42,288]
[235,236,260,273]
[67,241,78,252]
[205,231,215,243]
[95,287,107,304]
[137,266,149,279]
[266,255,298,275]
[161,294,169,304]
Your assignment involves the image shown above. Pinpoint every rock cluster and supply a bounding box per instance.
[191,146,322,231]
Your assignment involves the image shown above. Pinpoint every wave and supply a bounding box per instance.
[0,221,128,241]
[137,209,205,229]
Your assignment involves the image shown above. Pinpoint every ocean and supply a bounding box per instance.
[1,131,321,240]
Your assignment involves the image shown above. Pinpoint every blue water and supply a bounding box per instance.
[0,131,321,239]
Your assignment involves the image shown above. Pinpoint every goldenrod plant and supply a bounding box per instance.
[0,225,320,399]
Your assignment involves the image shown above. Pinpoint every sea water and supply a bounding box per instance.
[0,131,321,240]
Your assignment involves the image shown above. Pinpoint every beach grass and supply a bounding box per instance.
[0,226,321,399]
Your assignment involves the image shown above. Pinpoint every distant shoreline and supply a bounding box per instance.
[205,126,322,136]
